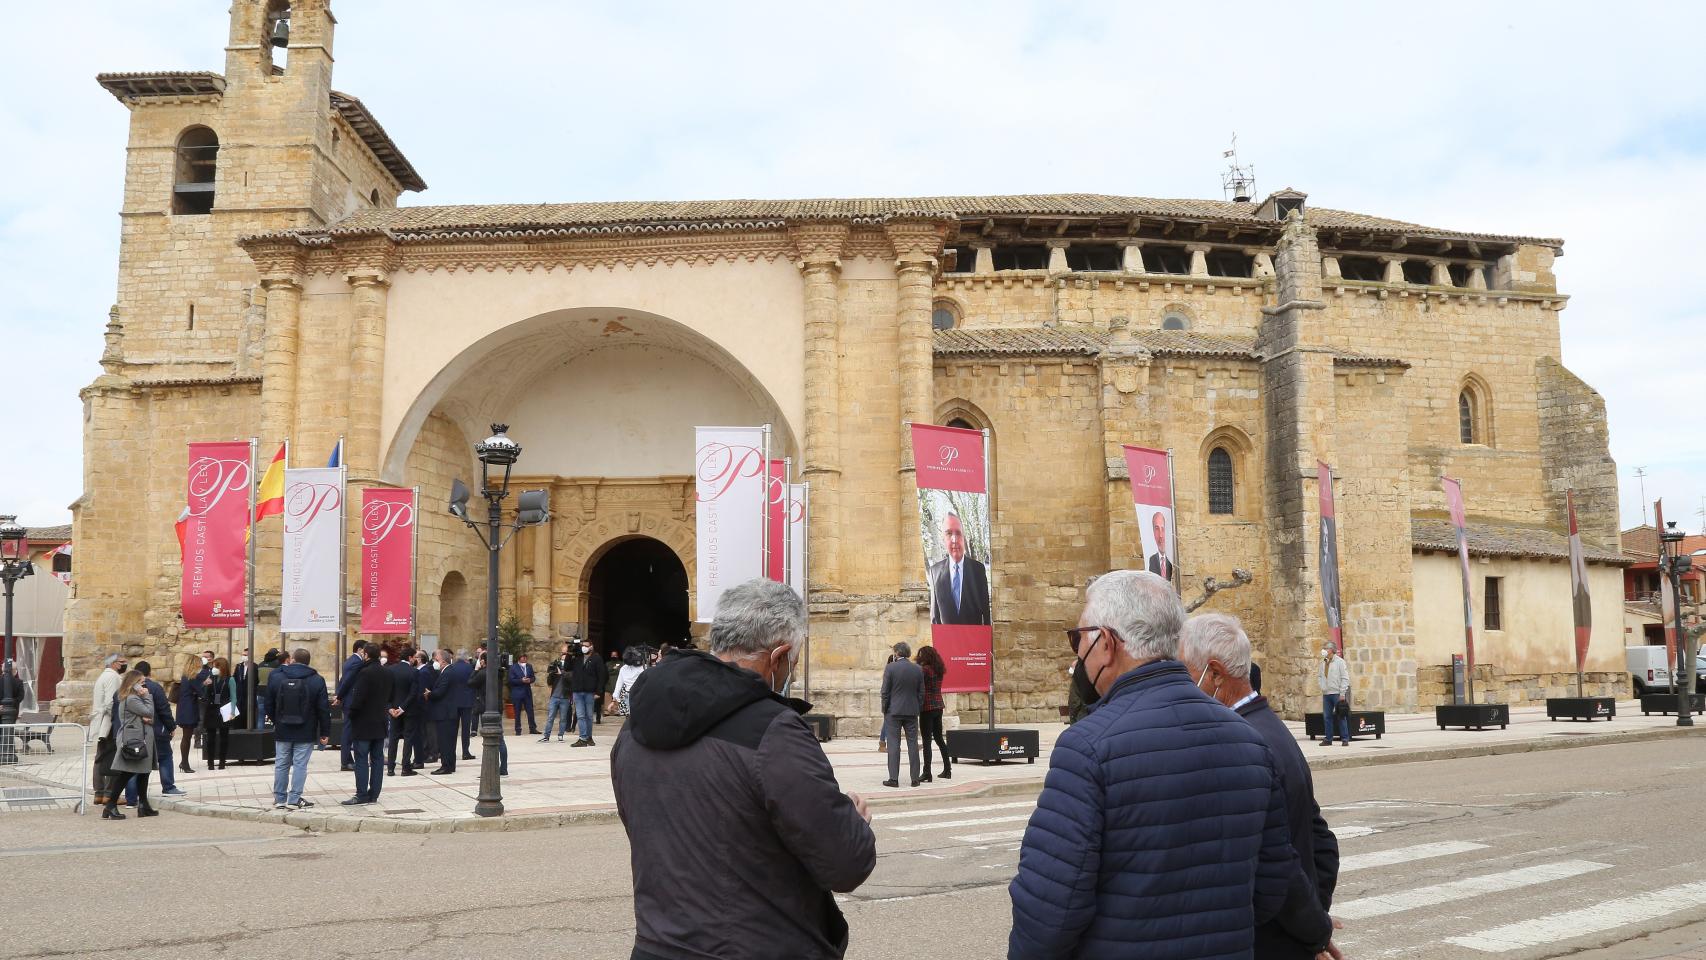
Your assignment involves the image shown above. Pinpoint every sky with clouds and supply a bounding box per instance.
[0,1,1701,533]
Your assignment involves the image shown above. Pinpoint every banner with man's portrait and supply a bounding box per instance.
[1122,445,1177,588]
[911,423,993,695]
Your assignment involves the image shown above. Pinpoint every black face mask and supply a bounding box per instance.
[1072,634,1107,707]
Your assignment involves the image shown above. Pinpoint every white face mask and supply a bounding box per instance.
[378,655,388,664]
[201,657,210,665]
[433,660,443,671]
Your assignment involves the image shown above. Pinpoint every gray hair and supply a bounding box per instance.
[435,648,453,664]
[892,641,912,660]
[1084,570,1184,661]
[709,579,807,657]
[1178,613,1251,678]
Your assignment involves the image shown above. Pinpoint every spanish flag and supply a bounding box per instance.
[254,442,287,522]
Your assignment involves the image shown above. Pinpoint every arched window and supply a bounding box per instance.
[369,188,380,205]
[1208,448,1235,514]
[947,417,974,431]
[1162,313,1189,330]
[932,299,961,331]
[1458,391,1476,444]
[172,127,219,215]
[1458,375,1492,446]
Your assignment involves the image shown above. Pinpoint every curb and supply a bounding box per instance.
[153,723,1703,832]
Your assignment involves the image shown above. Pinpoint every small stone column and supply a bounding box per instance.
[1382,257,1406,284]
[346,273,391,483]
[1119,240,1144,273]
[889,222,945,591]
[259,277,302,448]
[1431,261,1453,287]
[1250,250,1276,279]
[972,243,994,275]
[1046,240,1071,274]
[1321,255,1342,280]
[790,225,849,591]
[532,511,554,638]
[1466,265,1488,290]
[1187,244,1211,278]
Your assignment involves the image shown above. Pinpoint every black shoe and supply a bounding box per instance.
[399,769,418,777]
[570,739,590,748]
[340,796,371,806]
[428,767,452,775]
[1319,740,1333,747]
[910,779,922,788]
[500,769,509,777]
[339,765,354,772]
[386,767,395,776]
[461,753,476,761]
[940,768,951,779]
[137,806,159,818]
[217,762,227,769]
[882,779,899,788]
[919,772,933,783]
[586,739,595,747]
[179,762,194,774]
[102,806,125,820]
[295,799,315,808]
[528,729,539,735]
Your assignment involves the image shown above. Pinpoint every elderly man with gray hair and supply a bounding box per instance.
[613,578,876,960]
[1180,613,1344,960]
[1010,570,1298,960]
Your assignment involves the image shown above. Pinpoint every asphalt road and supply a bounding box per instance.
[3,736,1704,959]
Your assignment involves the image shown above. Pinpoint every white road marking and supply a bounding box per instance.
[1336,860,1611,920]
[952,828,1028,844]
[1444,881,1706,952]
[1335,825,1381,840]
[1339,841,1488,872]
[893,814,1033,832]
[879,801,1035,821]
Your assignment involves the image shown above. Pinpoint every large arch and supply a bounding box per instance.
[582,536,691,655]
[382,306,798,483]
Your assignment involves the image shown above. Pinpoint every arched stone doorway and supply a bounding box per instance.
[438,571,470,653]
[585,537,689,656]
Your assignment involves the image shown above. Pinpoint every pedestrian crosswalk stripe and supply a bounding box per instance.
[1335,860,1611,920]
[893,814,1033,832]
[1443,880,1706,952]
[879,801,1035,821]
[1335,825,1380,840]
[1339,841,1488,873]
[951,828,1028,844]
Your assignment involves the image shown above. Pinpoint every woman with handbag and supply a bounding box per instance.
[201,656,237,769]
[104,671,160,820]
[606,645,649,717]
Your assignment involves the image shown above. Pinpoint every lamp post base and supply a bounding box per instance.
[473,711,505,818]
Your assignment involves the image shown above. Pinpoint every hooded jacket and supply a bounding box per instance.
[611,650,876,960]
[265,662,330,744]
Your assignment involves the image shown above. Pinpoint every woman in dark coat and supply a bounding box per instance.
[201,656,237,770]
[173,655,204,773]
[915,645,951,782]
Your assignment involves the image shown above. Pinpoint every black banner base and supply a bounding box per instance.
[1303,711,1386,741]
[1546,697,1615,721]
[1435,703,1510,730]
[225,728,276,764]
[946,728,1039,765]
[803,714,836,742]
[1640,694,1705,716]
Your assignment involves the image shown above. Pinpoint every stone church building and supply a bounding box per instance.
[64,0,1629,726]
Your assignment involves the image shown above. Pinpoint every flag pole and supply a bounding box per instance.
[761,424,772,586]
[800,482,812,701]
[411,486,420,648]
[246,437,259,730]
[1166,448,1179,592]
[337,436,347,654]
[983,427,996,731]
[782,457,792,586]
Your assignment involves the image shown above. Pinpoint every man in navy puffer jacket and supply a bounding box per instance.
[1010,570,1297,960]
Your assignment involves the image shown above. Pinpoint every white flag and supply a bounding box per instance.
[280,466,344,633]
[788,483,809,600]
[695,426,768,621]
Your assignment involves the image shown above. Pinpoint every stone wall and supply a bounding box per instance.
[1415,664,1628,706]
[1538,357,1620,551]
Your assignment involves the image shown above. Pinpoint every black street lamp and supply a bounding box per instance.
[0,515,35,755]
[449,425,549,818]
[1660,521,1694,727]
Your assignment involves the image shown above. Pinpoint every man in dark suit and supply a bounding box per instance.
[508,653,537,735]
[412,650,438,766]
[928,511,990,626]
[453,649,478,760]
[1146,510,1174,582]
[384,644,421,776]
[880,642,926,788]
[341,642,394,805]
[1180,613,1340,959]
[332,641,368,770]
[425,649,471,774]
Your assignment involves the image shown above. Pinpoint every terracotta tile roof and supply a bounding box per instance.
[934,328,1409,366]
[248,195,1561,248]
[1133,330,1257,359]
[1412,518,1629,565]
[25,524,71,543]
[96,71,226,101]
[330,91,426,192]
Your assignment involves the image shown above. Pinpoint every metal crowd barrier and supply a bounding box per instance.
[0,722,90,814]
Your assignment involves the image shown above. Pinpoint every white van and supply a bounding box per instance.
[1628,645,1672,695]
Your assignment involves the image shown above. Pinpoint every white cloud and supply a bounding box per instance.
[0,0,1700,532]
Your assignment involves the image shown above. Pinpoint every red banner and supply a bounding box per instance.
[766,459,787,583]
[1122,445,1176,585]
[182,441,251,629]
[1657,499,1677,663]
[911,423,992,694]
[1318,462,1343,653]
[360,487,416,634]
[1442,476,1476,676]
[1566,490,1592,674]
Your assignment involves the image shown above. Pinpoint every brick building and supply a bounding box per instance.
[61,0,1628,726]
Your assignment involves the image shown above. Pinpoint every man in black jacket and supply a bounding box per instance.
[567,638,607,747]
[341,643,394,805]
[1180,613,1342,960]
[383,644,420,776]
[425,649,472,774]
[613,578,875,960]
[332,641,368,770]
